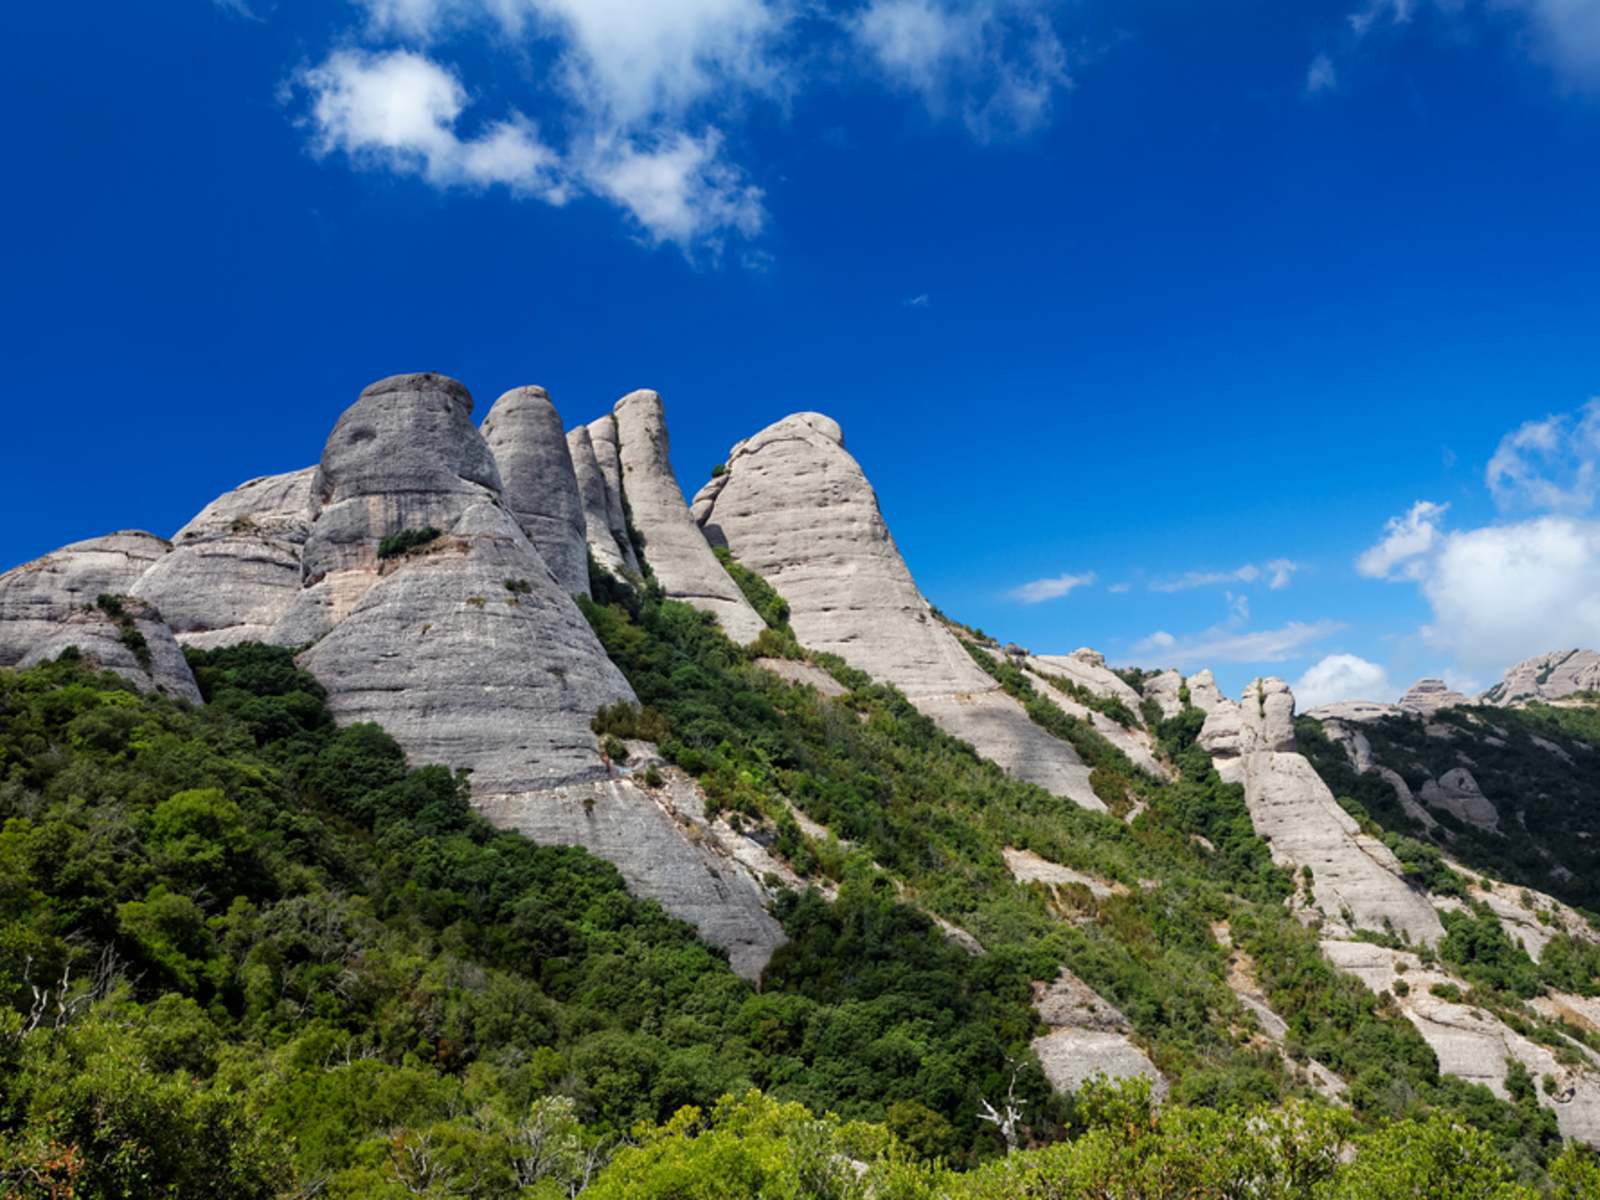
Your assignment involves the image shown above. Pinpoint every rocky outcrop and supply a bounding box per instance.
[1200,678,1443,944]
[273,373,503,645]
[480,387,590,597]
[1485,650,1600,706]
[133,468,317,649]
[1028,649,1144,714]
[1419,767,1499,833]
[567,426,637,577]
[1003,848,1126,898]
[1025,659,1167,779]
[1029,968,1168,1100]
[1324,939,1600,1142]
[1305,699,1403,723]
[1318,718,1439,832]
[1399,678,1469,716]
[755,657,849,697]
[1144,670,1184,719]
[1185,670,1227,713]
[696,412,1101,810]
[608,392,766,644]
[0,532,201,700]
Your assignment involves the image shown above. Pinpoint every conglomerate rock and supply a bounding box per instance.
[0,531,200,700]
[696,411,1100,809]
[480,386,590,597]
[1200,678,1443,945]
[609,390,766,644]
[134,468,317,649]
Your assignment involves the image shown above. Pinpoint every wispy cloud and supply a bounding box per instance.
[1355,499,1449,581]
[1131,619,1344,668]
[1009,571,1096,604]
[905,292,931,308]
[1487,398,1600,513]
[1305,52,1338,93]
[1149,558,1299,593]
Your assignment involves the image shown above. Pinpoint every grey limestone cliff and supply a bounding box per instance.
[481,387,590,598]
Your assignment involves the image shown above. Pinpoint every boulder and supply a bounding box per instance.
[0,531,200,700]
[133,468,317,649]
[696,412,1101,810]
[1201,679,1443,945]
[480,387,590,597]
[1485,650,1600,706]
[1419,767,1500,833]
[609,390,766,644]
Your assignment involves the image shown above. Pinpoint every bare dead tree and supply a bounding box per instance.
[977,1058,1027,1153]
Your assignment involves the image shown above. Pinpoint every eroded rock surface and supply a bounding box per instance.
[1144,670,1184,719]
[481,387,590,597]
[1028,649,1144,713]
[134,468,316,649]
[609,391,766,644]
[1201,678,1443,944]
[567,426,637,577]
[696,412,1100,809]
[1486,650,1600,706]
[1030,968,1168,1100]
[0,532,200,700]
[1399,678,1470,716]
[1419,767,1500,833]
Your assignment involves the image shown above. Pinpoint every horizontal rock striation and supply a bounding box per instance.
[609,391,766,644]
[134,468,317,649]
[697,412,1100,809]
[481,386,590,598]
[1201,677,1443,945]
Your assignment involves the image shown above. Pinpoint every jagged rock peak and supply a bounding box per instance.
[1398,678,1469,716]
[1485,649,1600,706]
[133,467,316,650]
[481,386,590,597]
[0,531,200,702]
[696,410,1102,809]
[1198,677,1297,759]
[608,390,766,644]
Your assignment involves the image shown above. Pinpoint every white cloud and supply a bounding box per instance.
[1356,499,1450,580]
[579,129,764,249]
[1305,53,1338,92]
[1108,581,1132,594]
[1009,571,1096,604]
[1420,515,1600,671]
[1131,619,1345,669]
[299,51,564,196]
[852,0,1072,139]
[1341,0,1600,88]
[1150,559,1300,593]
[1486,398,1600,512]
[296,50,771,252]
[1294,653,1394,708]
[905,292,931,307]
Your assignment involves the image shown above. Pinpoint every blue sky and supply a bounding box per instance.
[4,0,1599,705]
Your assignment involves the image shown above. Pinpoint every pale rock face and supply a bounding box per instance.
[1003,848,1126,898]
[584,415,643,574]
[1028,650,1145,716]
[1144,669,1184,719]
[1319,719,1439,832]
[1398,677,1469,716]
[1185,670,1227,713]
[134,468,317,649]
[276,373,503,644]
[755,657,849,697]
[1029,968,1168,1100]
[1305,699,1403,724]
[1419,767,1499,833]
[609,391,767,644]
[0,531,200,700]
[697,412,1101,810]
[480,387,590,598]
[1025,661,1168,779]
[567,426,636,577]
[1324,940,1600,1143]
[297,501,634,795]
[1201,679,1443,945]
[477,762,785,981]
[1486,650,1600,706]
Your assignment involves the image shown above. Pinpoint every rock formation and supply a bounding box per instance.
[1029,649,1144,712]
[1419,767,1499,833]
[1200,678,1443,944]
[1399,677,1469,716]
[1144,669,1184,719]
[1023,656,1167,779]
[480,386,590,597]
[567,426,637,577]
[133,468,317,649]
[1029,968,1168,1100]
[0,532,201,701]
[695,412,1101,810]
[608,391,766,644]
[1485,650,1600,706]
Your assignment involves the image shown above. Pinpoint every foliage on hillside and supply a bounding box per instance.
[1297,707,1600,912]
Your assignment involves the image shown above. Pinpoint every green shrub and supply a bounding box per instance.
[376,526,441,559]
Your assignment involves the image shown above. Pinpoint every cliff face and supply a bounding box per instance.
[693,412,1102,810]
[481,386,591,599]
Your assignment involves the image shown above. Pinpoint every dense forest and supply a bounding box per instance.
[3,574,1600,1195]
